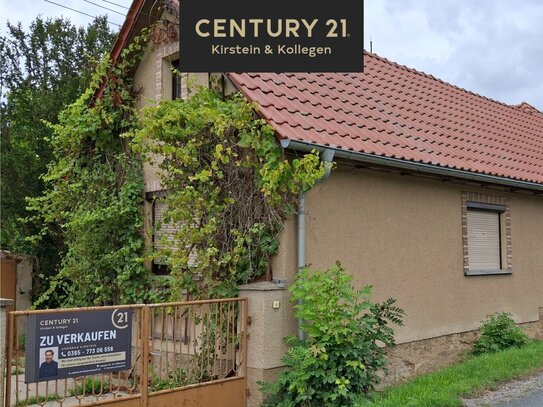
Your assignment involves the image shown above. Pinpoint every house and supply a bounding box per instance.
[111,1,543,405]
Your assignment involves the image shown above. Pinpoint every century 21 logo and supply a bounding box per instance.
[111,309,130,329]
[194,19,350,38]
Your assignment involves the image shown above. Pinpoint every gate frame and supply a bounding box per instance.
[5,297,248,407]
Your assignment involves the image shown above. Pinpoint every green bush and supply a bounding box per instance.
[472,312,528,355]
[261,263,404,407]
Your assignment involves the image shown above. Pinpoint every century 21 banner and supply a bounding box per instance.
[25,309,132,383]
[179,0,364,72]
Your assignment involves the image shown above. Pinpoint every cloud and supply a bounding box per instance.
[3,0,543,110]
[364,0,543,110]
[0,0,129,34]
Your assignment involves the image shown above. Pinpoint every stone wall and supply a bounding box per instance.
[383,311,543,387]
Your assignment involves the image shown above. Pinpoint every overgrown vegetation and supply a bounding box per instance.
[132,88,325,299]
[356,340,543,407]
[261,263,404,407]
[151,368,199,391]
[0,17,117,301]
[69,377,110,396]
[4,16,326,305]
[472,312,528,355]
[27,31,151,307]
[14,395,57,407]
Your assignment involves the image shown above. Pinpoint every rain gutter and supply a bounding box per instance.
[281,139,543,193]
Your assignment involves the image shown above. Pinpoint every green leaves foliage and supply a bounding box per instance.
[0,16,117,300]
[132,88,325,299]
[27,31,152,307]
[472,312,528,355]
[262,263,404,406]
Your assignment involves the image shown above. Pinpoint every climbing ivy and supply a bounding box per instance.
[27,24,326,304]
[132,88,325,299]
[27,31,152,307]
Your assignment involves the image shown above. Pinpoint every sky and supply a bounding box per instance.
[1,0,542,111]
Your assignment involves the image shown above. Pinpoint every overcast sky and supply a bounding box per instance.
[1,0,542,110]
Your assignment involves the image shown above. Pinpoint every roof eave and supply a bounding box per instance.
[93,0,150,102]
[281,139,543,193]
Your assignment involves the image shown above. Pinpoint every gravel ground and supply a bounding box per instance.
[462,370,543,407]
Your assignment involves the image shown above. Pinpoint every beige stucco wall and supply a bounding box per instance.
[272,165,543,344]
[237,283,294,407]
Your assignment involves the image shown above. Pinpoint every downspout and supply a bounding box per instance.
[297,192,306,341]
[281,138,335,341]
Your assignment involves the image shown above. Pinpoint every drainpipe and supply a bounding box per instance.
[297,192,306,341]
[281,139,335,341]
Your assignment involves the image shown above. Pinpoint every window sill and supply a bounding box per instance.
[465,269,513,276]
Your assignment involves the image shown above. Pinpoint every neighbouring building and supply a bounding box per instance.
[0,250,33,330]
[109,1,543,405]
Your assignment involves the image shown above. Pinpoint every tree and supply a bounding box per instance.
[0,16,116,305]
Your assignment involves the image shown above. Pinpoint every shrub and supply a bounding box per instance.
[261,262,404,407]
[472,312,528,355]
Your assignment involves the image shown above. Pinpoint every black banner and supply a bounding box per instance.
[179,0,364,72]
[25,309,132,383]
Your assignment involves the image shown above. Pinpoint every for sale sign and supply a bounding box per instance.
[25,309,132,383]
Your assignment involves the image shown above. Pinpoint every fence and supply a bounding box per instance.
[5,298,247,407]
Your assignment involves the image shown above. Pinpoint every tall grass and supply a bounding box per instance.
[356,340,543,407]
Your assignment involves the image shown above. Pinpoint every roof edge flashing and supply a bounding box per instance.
[282,140,543,193]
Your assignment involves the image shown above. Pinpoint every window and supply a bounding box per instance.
[146,190,197,274]
[151,194,175,274]
[171,59,181,100]
[467,203,503,272]
[462,193,512,276]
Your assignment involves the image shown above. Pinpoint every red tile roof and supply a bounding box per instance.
[228,53,543,185]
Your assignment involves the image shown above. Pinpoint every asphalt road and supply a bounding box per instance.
[463,370,543,407]
[496,388,543,407]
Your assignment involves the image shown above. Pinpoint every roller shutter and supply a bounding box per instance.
[467,209,500,271]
